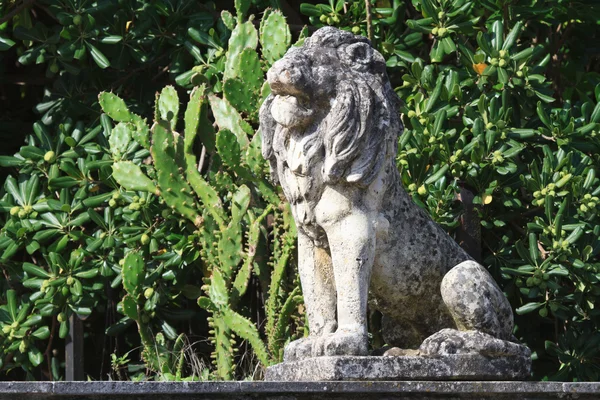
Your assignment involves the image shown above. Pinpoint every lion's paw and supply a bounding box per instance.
[283,337,315,362]
[419,328,531,358]
[312,331,369,357]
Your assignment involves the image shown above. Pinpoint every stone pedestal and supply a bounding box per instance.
[265,355,531,382]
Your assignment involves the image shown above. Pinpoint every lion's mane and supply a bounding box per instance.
[260,27,403,189]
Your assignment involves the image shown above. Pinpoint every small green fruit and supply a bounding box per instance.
[73,15,82,25]
[140,233,150,245]
[18,209,27,219]
[44,151,56,163]
[19,340,28,353]
[407,110,417,118]
[498,59,507,67]
[67,276,74,286]
[57,312,67,323]
[351,26,361,34]
[432,27,439,36]
[319,14,327,23]
[108,199,117,208]
[61,287,69,296]
[10,206,20,216]
[417,185,427,196]
[144,287,154,299]
[49,62,59,74]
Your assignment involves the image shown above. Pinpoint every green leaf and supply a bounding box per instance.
[28,347,44,367]
[7,290,17,321]
[32,326,50,340]
[23,263,51,278]
[491,20,504,51]
[516,302,544,315]
[0,36,16,51]
[502,21,523,50]
[85,42,110,69]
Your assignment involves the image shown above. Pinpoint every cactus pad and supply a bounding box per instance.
[259,9,291,66]
[209,95,252,147]
[157,86,180,130]
[112,161,158,194]
[151,121,201,227]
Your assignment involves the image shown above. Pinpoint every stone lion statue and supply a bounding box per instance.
[259,27,529,362]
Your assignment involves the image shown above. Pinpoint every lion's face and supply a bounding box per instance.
[265,28,387,129]
[260,27,402,188]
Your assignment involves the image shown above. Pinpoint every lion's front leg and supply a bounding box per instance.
[314,211,376,357]
[284,231,337,361]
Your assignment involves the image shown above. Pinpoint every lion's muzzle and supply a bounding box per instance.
[267,54,315,128]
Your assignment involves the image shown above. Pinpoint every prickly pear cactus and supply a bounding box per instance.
[99,7,301,380]
[260,9,292,67]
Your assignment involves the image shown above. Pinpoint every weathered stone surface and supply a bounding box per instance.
[259,25,530,375]
[0,381,599,400]
[265,355,531,381]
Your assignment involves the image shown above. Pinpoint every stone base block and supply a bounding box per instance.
[265,354,531,381]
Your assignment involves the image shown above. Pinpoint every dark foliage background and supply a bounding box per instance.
[0,0,599,382]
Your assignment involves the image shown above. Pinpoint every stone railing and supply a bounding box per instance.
[1,381,599,399]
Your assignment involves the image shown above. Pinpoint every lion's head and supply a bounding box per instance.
[259,27,403,188]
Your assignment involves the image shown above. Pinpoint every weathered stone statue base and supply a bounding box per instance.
[265,354,531,382]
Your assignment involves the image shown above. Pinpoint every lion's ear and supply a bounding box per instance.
[339,42,374,71]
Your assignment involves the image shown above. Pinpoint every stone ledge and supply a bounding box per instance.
[265,355,531,381]
[0,381,599,400]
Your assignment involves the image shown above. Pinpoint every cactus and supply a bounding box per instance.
[157,86,179,130]
[184,87,226,228]
[111,161,159,195]
[224,49,263,119]
[109,122,132,158]
[224,21,258,81]
[103,6,302,378]
[221,10,235,31]
[216,129,242,168]
[98,92,150,148]
[259,9,292,66]
[209,94,252,146]
[234,0,251,22]
[151,121,201,227]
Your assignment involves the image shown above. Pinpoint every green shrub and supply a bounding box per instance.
[1,0,599,381]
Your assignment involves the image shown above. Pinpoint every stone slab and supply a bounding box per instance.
[265,355,531,381]
[0,381,599,400]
